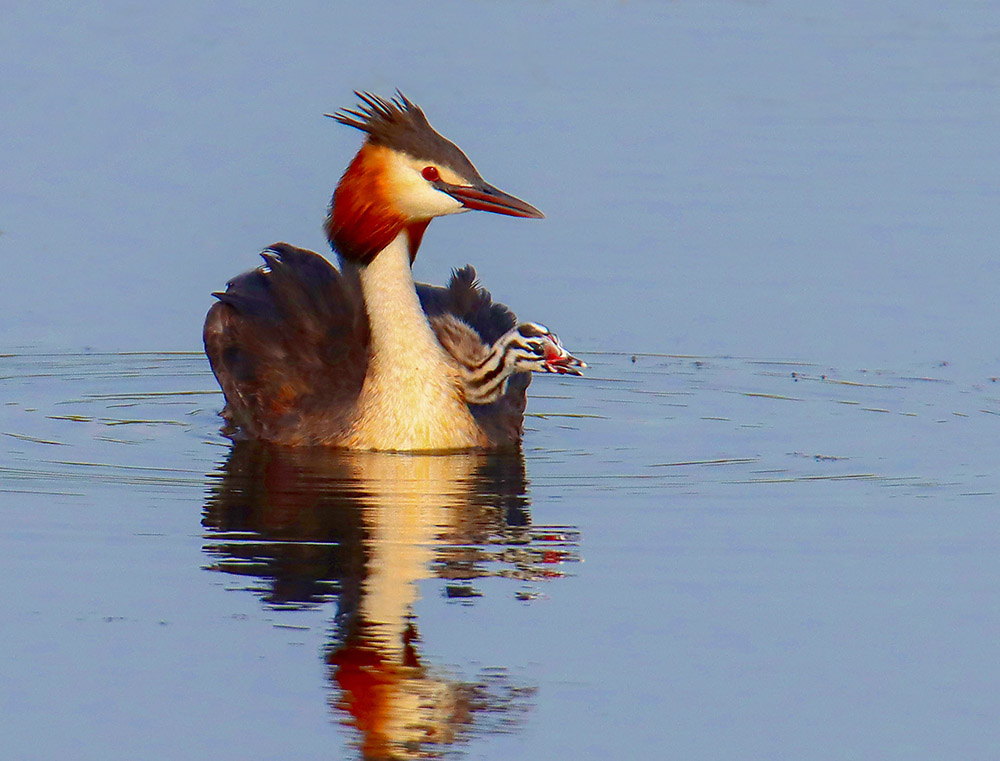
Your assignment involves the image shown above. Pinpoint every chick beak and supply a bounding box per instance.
[543,339,586,375]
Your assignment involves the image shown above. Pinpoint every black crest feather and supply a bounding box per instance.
[329,90,425,140]
[326,90,481,179]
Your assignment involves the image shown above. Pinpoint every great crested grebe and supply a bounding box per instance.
[204,92,583,451]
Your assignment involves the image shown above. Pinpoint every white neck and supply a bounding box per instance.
[348,231,485,450]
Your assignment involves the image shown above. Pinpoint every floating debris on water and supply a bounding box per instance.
[3,431,67,446]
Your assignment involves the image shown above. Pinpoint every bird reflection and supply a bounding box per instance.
[203,441,578,759]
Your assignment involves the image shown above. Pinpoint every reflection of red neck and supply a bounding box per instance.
[326,143,428,266]
[330,643,392,749]
[328,625,422,759]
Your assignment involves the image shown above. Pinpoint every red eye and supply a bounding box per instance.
[422,166,440,181]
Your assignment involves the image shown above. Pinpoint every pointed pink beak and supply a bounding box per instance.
[444,182,544,219]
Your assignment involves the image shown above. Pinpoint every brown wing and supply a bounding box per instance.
[205,252,530,448]
[417,265,517,344]
[203,243,369,445]
[418,266,530,447]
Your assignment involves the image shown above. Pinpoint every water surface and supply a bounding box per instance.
[2,2,999,367]
[2,351,998,758]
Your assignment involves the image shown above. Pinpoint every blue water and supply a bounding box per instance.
[2,2,999,759]
[4,2,999,368]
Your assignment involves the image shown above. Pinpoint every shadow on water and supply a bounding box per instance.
[203,442,579,759]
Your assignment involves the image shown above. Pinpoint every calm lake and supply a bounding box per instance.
[2,2,999,759]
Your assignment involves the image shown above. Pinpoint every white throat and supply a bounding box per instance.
[349,231,485,450]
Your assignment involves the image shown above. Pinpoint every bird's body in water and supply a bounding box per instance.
[204,92,583,451]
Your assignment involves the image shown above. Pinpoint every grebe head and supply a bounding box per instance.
[509,323,586,376]
[325,91,543,264]
[458,321,586,406]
